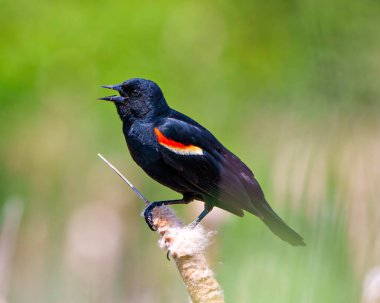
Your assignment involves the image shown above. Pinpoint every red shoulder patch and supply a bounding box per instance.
[154,128,203,155]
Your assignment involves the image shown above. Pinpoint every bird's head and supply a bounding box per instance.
[100,78,169,121]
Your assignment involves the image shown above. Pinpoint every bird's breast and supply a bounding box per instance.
[125,123,161,167]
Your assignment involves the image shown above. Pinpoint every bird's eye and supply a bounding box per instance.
[131,89,139,97]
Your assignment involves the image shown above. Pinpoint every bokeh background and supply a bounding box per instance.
[1,0,380,302]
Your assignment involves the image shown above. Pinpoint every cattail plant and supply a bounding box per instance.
[98,154,224,303]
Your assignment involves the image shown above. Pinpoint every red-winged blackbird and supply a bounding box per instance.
[100,78,305,246]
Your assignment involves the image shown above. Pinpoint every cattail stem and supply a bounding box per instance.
[98,154,225,303]
[152,206,224,303]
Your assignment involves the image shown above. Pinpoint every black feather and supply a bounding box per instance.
[102,78,306,246]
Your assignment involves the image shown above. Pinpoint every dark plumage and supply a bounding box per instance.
[100,78,305,246]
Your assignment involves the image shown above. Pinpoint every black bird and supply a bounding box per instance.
[100,78,305,246]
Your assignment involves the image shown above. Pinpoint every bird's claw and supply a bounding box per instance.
[144,203,157,231]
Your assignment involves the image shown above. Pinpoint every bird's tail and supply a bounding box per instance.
[250,201,305,246]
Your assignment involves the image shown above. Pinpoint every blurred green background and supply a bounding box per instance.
[1,0,380,302]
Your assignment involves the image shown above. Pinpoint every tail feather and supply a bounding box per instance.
[249,201,305,246]
[262,212,305,246]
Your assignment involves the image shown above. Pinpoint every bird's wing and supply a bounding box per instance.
[154,116,265,217]
[155,114,305,246]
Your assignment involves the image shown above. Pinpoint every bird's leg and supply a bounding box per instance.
[144,199,191,231]
[189,204,214,227]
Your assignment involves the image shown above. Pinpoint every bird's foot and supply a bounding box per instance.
[143,203,158,231]
[144,202,166,231]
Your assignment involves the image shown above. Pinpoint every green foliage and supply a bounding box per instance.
[0,0,379,302]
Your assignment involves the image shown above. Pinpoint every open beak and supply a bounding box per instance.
[98,95,125,103]
[101,85,121,91]
[99,84,125,104]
